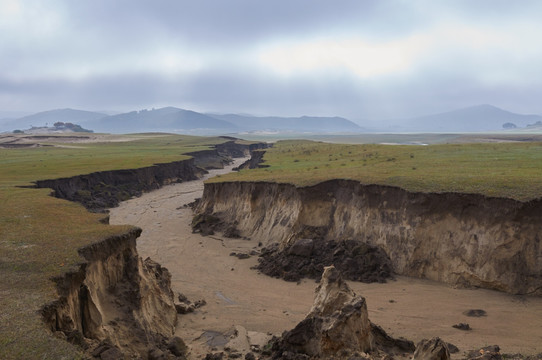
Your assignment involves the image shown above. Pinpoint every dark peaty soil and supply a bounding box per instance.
[255,238,394,283]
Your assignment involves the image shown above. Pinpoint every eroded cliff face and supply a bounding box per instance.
[34,140,269,212]
[41,228,178,358]
[196,180,542,295]
[35,158,204,211]
[36,140,268,357]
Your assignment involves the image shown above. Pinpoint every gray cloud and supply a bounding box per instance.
[1,0,542,121]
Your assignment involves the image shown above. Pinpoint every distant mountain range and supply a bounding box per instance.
[210,113,362,133]
[0,107,363,134]
[381,104,542,132]
[1,108,107,131]
[1,104,541,134]
[89,107,238,133]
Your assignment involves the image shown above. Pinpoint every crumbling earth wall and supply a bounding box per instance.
[196,180,542,295]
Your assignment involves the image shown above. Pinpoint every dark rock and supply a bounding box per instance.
[178,293,190,304]
[446,342,460,354]
[245,353,256,360]
[175,302,195,314]
[235,253,251,260]
[278,317,323,352]
[413,337,450,360]
[453,323,471,331]
[194,299,207,308]
[288,238,314,257]
[168,336,188,357]
[371,324,415,352]
[256,239,393,283]
[223,226,241,238]
[467,345,502,360]
[464,309,487,317]
[192,214,221,235]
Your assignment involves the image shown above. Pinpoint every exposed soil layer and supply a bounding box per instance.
[234,149,268,170]
[109,163,542,358]
[34,140,268,212]
[36,158,205,211]
[196,180,542,295]
[256,238,394,283]
[40,228,179,358]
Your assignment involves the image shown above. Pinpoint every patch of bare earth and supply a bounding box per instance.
[109,159,542,359]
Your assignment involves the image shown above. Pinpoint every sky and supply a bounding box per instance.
[1,0,542,122]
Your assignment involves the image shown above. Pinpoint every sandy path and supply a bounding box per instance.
[109,159,542,358]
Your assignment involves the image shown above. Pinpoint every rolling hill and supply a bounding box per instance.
[210,113,363,133]
[87,107,238,134]
[393,104,542,132]
[1,108,106,131]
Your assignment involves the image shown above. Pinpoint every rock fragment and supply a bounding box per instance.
[452,323,472,331]
[413,337,451,360]
[464,309,487,317]
[271,265,413,359]
[467,345,502,360]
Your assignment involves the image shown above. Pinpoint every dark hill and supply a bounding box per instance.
[211,114,363,133]
[88,107,238,134]
[399,104,542,132]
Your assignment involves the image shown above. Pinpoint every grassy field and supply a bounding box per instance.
[0,133,231,187]
[211,140,542,201]
[0,133,232,359]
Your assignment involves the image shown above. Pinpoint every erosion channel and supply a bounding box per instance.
[110,159,542,358]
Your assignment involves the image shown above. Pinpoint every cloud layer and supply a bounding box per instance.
[2,0,542,121]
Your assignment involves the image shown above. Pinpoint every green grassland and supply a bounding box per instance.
[0,133,231,187]
[211,140,542,201]
[0,133,232,359]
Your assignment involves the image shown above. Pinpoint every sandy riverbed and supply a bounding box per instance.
[109,159,542,358]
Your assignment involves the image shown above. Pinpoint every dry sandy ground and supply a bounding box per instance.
[109,159,542,359]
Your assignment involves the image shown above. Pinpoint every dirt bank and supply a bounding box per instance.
[34,140,268,212]
[41,228,178,358]
[196,180,542,295]
[35,140,267,358]
[110,163,542,358]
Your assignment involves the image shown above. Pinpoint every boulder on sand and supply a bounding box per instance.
[271,266,414,359]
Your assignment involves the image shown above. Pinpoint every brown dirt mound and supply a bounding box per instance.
[255,238,394,283]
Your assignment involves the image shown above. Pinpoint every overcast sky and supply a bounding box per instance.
[1,0,542,122]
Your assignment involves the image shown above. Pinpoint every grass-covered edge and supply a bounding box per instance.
[209,140,542,202]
